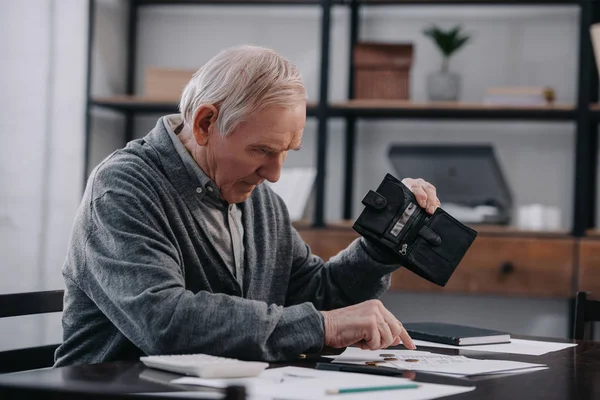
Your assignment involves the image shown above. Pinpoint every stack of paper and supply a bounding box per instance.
[331,348,547,378]
[162,366,476,400]
[412,338,577,356]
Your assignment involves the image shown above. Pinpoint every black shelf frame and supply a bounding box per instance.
[329,105,577,120]
[91,98,320,116]
[351,0,580,5]
[339,0,600,238]
[84,0,326,192]
[84,0,600,235]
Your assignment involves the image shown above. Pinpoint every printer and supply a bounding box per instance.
[388,144,513,225]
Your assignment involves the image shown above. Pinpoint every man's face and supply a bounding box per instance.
[205,104,305,204]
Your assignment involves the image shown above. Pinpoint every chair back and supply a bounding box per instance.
[0,290,64,373]
[573,291,600,340]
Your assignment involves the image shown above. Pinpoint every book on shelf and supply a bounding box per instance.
[482,86,554,106]
[483,86,555,107]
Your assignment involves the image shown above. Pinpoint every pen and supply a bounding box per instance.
[316,362,403,376]
[325,383,420,395]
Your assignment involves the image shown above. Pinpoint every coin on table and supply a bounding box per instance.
[404,359,420,362]
[379,353,395,357]
[365,361,381,366]
[383,357,398,361]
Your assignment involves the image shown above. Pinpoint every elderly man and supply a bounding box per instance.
[54,45,440,366]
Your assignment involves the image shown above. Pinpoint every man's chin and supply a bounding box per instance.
[227,189,254,204]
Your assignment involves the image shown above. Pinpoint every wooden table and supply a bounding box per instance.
[0,338,598,399]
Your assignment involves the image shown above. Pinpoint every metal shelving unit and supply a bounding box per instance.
[84,0,600,235]
[337,0,600,237]
[83,0,328,208]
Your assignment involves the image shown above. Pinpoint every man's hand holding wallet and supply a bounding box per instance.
[319,174,477,352]
[354,173,478,286]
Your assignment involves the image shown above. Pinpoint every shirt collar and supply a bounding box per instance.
[162,114,227,207]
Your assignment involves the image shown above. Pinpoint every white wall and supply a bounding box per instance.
[0,0,87,350]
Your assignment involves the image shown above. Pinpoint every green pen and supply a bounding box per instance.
[325,383,420,395]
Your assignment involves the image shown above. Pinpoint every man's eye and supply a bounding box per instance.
[257,148,273,155]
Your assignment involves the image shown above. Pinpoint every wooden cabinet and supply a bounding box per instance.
[391,236,576,298]
[578,239,600,295]
[297,224,577,299]
[296,226,359,262]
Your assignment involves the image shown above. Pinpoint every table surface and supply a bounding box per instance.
[0,337,599,400]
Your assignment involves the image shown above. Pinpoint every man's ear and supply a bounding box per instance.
[192,104,219,146]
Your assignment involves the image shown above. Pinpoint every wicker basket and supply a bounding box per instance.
[353,42,413,100]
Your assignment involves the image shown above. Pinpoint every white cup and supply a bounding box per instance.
[517,204,561,231]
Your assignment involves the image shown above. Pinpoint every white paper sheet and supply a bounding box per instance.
[330,348,434,362]
[413,338,578,356]
[430,366,549,378]
[171,366,475,400]
[331,347,546,377]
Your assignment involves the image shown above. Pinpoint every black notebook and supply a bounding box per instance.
[404,322,511,346]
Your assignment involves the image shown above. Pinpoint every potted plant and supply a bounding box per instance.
[424,25,470,101]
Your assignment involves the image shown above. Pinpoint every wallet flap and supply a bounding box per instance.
[418,225,441,246]
[361,190,387,209]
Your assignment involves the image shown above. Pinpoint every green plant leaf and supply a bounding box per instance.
[423,25,471,58]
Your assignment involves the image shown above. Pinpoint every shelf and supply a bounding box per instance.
[584,229,600,238]
[353,0,579,5]
[294,219,571,238]
[138,0,322,5]
[329,100,576,121]
[137,0,581,6]
[92,96,180,113]
[92,96,318,116]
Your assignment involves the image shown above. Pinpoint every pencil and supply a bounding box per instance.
[325,383,420,394]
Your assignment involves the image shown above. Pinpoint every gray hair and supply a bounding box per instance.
[179,45,307,137]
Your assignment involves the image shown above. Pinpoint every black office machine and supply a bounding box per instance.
[388,144,513,225]
[353,173,477,286]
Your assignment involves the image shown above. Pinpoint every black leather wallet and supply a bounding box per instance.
[353,173,478,286]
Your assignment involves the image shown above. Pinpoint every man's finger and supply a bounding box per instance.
[364,322,382,350]
[381,308,403,340]
[399,325,417,350]
[423,184,439,214]
[410,185,428,209]
[378,317,395,349]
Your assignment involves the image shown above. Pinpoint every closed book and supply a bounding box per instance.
[404,322,511,346]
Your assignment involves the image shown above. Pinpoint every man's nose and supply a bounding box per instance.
[259,153,285,183]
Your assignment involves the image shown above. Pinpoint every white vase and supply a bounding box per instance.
[427,71,461,101]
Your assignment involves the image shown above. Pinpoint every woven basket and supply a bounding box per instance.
[353,42,413,100]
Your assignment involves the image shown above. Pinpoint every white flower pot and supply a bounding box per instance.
[427,71,461,101]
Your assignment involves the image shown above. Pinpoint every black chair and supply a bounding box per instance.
[573,291,600,340]
[0,290,64,373]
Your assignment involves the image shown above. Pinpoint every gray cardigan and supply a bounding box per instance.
[54,117,401,366]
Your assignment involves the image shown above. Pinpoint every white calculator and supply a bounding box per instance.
[140,353,269,378]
